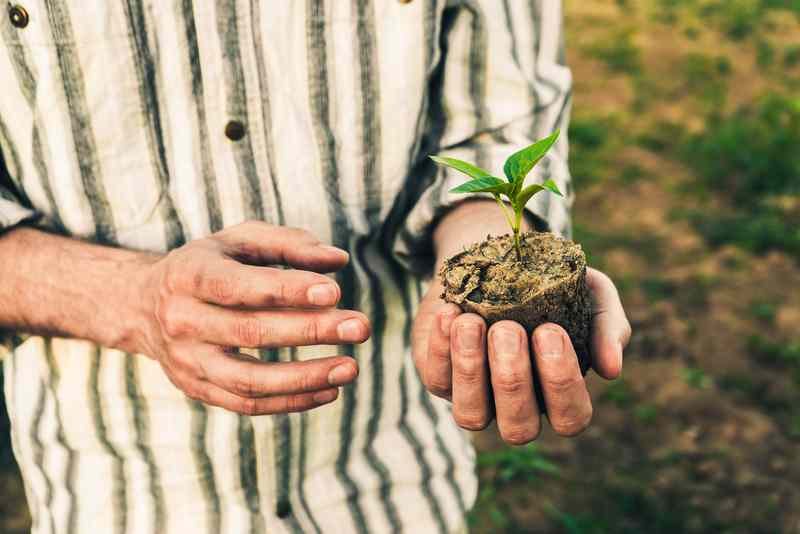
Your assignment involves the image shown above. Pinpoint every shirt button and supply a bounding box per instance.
[224,120,246,141]
[276,500,291,519]
[9,5,29,28]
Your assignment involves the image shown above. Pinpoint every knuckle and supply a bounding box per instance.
[235,240,265,263]
[493,368,527,396]
[232,372,257,398]
[455,412,490,431]
[162,260,184,295]
[270,281,298,307]
[276,281,290,306]
[543,373,583,395]
[234,318,269,348]
[207,275,237,304]
[284,394,309,413]
[453,358,485,385]
[166,346,190,369]
[238,397,260,416]
[301,319,322,345]
[183,383,205,402]
[158,298,191,339]
[290,371,315,393]
[189,265,206,295]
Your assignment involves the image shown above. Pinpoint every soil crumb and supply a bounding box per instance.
[440,232,592,376]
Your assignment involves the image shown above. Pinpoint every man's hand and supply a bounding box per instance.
[412,268,630,444]
[412,200,631,445]
[133,222,370,416]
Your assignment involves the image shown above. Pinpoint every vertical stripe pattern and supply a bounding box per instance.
[43,0,115,241]
[87,349,127,533]
[0,1,574,533]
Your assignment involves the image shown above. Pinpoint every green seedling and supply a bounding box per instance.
[430,130,563,260]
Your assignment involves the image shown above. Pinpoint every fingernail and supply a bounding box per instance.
[457,323,482,351]
[537,326,564,360]
[337,318,366,342]
[439,310,457,337]
[320,245,349,259]
[313,389,339,404]
[492,328,520,356]
[307,283,339,306]
[328,363,356,386]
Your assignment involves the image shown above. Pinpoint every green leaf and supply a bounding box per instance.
[503,130,561,184]
[541,178,563,196]
[429,155,494,181]
[515,179,563,210]
[449,176,509,194]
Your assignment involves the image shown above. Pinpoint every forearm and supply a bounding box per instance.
[0,226,156,352]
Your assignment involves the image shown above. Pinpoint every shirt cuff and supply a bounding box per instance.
[0,196,38,233]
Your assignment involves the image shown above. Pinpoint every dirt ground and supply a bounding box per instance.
[471,1,800,532]
[2,1,799,533]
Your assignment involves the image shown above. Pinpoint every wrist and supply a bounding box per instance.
[433,199,517,263]
[107,252,161,354]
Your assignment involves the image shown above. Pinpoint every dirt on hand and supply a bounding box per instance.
[439,231,592,376]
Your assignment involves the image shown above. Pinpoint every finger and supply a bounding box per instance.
[215,222,349,272]
[450,314,492,431]
[188,379,340,415]
[186,259,344,308]
[587,268,632,379]
[424,304,461,399]
[488,321,540,445]
[172,347,359,397]
[411,295,439,372]
[532,324,593,437]
[162,297,370,348]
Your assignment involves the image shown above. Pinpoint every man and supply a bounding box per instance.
[0,1,630,533]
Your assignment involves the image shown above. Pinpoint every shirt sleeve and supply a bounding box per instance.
[392,0,574,274]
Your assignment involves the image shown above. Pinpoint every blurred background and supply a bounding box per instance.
[2,0,799,532]
[471,0,800,532]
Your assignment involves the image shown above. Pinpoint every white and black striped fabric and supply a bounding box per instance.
[0,1,573,533]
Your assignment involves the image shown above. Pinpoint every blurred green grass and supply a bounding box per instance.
[471,0,800,532]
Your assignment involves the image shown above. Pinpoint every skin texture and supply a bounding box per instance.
[0,222,369,415]
[0,203,631,441]
[412,199,632,445]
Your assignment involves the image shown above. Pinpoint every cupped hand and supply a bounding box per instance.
[411,267,631,445]
[134,221,370,416]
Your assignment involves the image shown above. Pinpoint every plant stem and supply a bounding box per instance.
[513,208,524,260]
[492,194,523,260]
[492,194,516,234]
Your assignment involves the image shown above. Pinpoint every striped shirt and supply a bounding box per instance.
[0,1,573,533]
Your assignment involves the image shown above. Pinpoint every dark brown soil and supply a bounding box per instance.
[439,232,592,375]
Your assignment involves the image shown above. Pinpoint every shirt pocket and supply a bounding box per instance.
[2,17,173,248]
